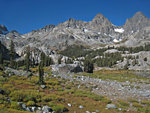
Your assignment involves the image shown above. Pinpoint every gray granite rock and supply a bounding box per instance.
[106,104,117,109]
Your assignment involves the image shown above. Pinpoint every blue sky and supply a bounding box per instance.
[0,0,150,34]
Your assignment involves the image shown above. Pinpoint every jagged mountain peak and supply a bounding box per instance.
[90,12,112,26]
[132,11,148,21]
[29,24,55,35]
[123,11,150,33]
[91,13,108,23]
[58,17,87,29]
[93,13,105,19]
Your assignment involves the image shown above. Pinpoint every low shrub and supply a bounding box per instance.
[128,98,138,103]
[42,94,63,102]
[141,101,150,105]
[10,101,21,110]
[132,102,142,108]
[9,91,25,102]
[0,71,4,76]
[52,104,68,113]
[48,80,60,86]
[119,100,129,107]
[9,90,44,102]
[0,94,7,104]
[26,101,36,106]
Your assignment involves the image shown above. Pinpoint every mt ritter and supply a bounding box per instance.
[0,11,150,70]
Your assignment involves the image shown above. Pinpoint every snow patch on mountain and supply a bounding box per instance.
[114,28,124,33]
[113,39,119,43]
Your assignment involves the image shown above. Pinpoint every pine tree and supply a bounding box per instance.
[9,40,15,68]
[40,52,45,66]
[58,57,62,64]
[84,59,94,73]
[0,41,1,49]
[25,47,30,71]
[38,62,44,85]
[0,53,3,64]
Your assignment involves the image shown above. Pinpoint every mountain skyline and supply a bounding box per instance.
[1,0,150,34]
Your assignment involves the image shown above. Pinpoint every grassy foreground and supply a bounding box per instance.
[0,67,149,113]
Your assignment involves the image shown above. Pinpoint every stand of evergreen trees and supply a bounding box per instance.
[117,44,150,53]
[95,52,123,67]
[84,58,94,73]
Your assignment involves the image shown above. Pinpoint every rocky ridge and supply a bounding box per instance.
[1,11,150,53]
[1,11,150,70]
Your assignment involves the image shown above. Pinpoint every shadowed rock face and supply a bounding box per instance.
[0,41,19,60]
[0,25,8,34]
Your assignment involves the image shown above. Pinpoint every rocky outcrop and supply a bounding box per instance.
[0,25,8,34]
[31,24,55,35]
[5,67,32,77]
[52,64,83,74]
[6,30,21,39]
[0,41,10,60]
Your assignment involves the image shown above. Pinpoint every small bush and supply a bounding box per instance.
[26,101,36,106]
[101,97,112,104]
[132,102,142,108]
[42,96,52,102]
[9,91,25,102]
[119,100,129,107]
[52,104,68,113]
[48,80,60,86]
[0,94,7,104]
[42,94,62,102]
[0,71,4,76]
[10,101,21,110]
[9,90,44,102]
[129,98,138,103]
[141,101,150,105]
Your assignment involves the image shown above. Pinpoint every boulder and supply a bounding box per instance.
[36,110,42,113]
[67,103,72,107]
[42,106,53,112]
[22,104,27,110]
[31,107,36,112]
[26,107,32,112]
[79,105,84,109]
[106,104,117,109]
[40,85,46,89]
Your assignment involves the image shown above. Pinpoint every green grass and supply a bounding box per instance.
[74,90,111,103]
[76,70,150,83]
